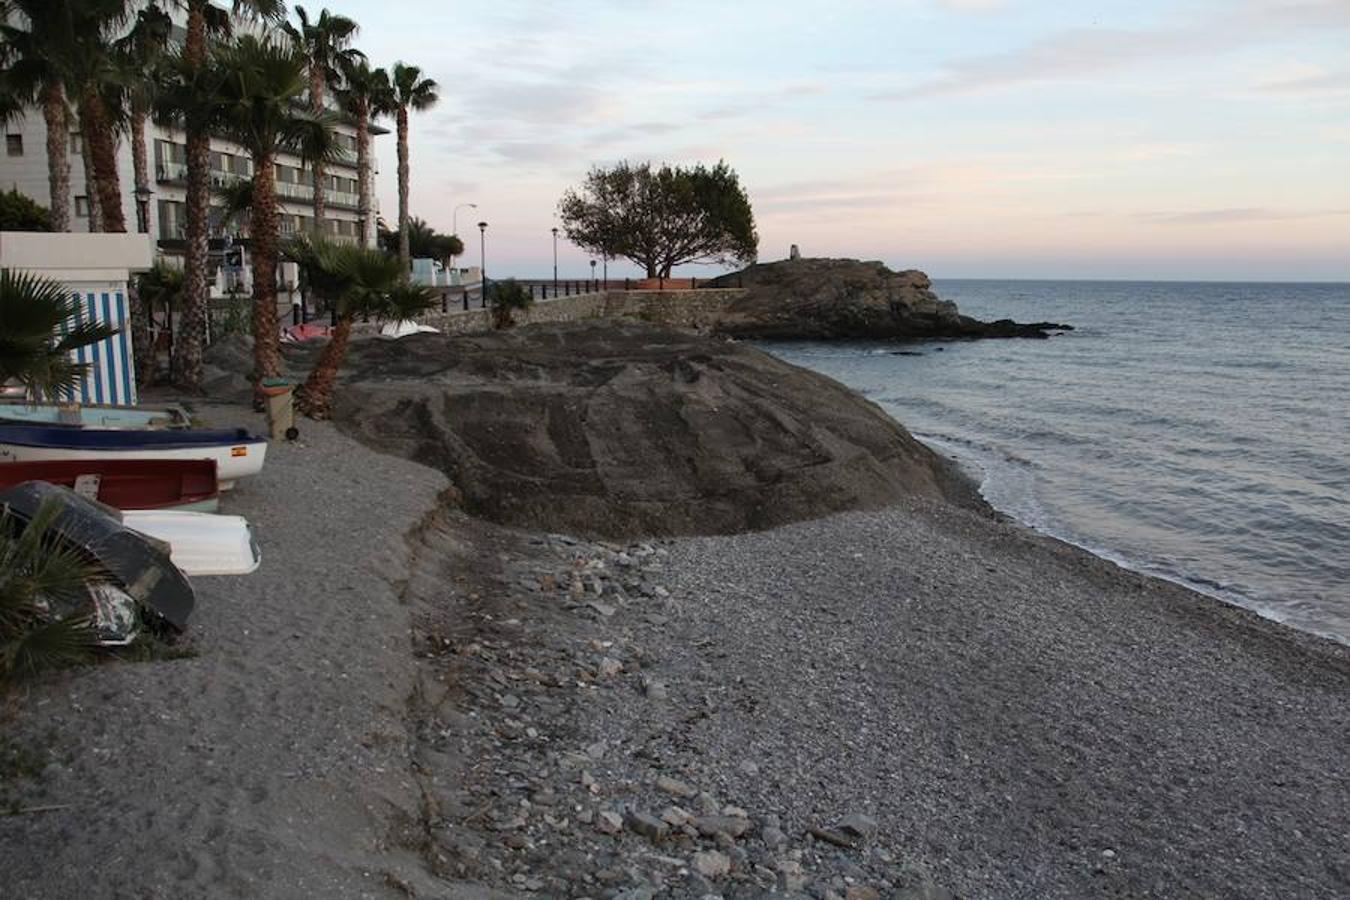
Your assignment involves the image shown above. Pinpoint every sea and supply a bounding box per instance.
[760,279,1350,645]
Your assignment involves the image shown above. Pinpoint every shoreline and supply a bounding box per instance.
[914,430,1350,648]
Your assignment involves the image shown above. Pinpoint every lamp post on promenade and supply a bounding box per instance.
[551,227,559,291]
[590,259,596,291]
[477,221,488,300]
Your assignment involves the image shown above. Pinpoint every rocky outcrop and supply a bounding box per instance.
[327,321,985,539]
[708,257,1071,340]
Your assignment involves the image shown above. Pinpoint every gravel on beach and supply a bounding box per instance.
[406,494,1350,899]
[2,394,1347,900]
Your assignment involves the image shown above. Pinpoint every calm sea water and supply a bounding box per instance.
[762,280,1350,644]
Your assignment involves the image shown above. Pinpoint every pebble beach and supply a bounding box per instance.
[2,392,1347,899]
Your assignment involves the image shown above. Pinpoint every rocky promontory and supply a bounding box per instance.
[709,257,1071,340]
[328,320,985,539]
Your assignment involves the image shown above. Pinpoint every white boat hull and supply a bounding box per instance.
[123,510,261,576]
[0,441,266,489]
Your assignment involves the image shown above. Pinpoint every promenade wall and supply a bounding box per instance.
[352,288,747,336]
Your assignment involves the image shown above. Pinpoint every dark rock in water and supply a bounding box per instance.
[327,321,985,539]
[708,258,1072,341]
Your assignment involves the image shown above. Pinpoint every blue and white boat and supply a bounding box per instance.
[0,401,191,430]
[0,424,267,489]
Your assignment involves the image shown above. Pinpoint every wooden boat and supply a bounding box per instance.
[0,401,191,430]
[123,510,260,576]
[0,481,194,634]
[0,424,266,489]
[0,459,220,512]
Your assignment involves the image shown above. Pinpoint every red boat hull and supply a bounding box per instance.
[0,459,219,511]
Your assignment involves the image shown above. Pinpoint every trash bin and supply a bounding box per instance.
[259,378,299,441]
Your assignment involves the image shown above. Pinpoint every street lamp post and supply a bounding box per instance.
[452,202,477,275]
[477,221,488,302]
[589,259,596,291]
[551,227,559,291]
[134,186,153,235]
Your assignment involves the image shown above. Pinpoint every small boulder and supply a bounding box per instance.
[656,775,698,798]
[692,815,752,839]
[625,810,671,842]
[692,849,732,878]
[838,813,878,841]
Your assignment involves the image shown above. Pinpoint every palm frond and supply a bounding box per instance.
[0,269,117,399]
[383,283,437,323]
[0,499,104,682]
[0,615,96,680]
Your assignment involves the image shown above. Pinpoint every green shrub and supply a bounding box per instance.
[490,279,532,329]
[0,190,51,232]
[0,499,102,683]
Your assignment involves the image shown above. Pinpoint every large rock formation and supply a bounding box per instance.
[327,321,985,539]
[709,258,1070,340]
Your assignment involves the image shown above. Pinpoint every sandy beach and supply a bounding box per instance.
[2,349,1347,899]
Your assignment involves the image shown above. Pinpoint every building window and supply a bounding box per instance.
[70,132,83,155]
[5,134,22,156]
[75,196,89,217]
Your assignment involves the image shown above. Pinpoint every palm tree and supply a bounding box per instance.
[115,3,173,235]
[75,23,130,234]
[167,0,284,392]
[0,269,118,401]
[283,6,362,238]
[286,235,427,418]
[335,58,390,247]
[132,260,184,386]
[388,62,439,267]
[209,35,340,397]
[0,1,80,232]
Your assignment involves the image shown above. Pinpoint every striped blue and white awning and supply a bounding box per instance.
[57,289,138,406]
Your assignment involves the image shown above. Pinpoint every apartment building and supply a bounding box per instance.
[0,13,385,297]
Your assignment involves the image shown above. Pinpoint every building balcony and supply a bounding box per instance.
[156,161,252,189]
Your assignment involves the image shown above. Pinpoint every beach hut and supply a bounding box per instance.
[0,232,154,406]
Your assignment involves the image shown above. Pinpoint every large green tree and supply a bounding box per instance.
[388,62,438,267]
[559,160,758,278]
[283,6,362,235]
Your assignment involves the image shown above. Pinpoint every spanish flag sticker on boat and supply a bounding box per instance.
[231,446,248,457]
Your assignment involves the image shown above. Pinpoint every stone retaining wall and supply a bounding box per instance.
[352,288,746,337]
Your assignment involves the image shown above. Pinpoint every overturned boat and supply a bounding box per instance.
[0,481,195,638]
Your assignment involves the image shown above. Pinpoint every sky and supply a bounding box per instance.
[335,0,1350,281]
